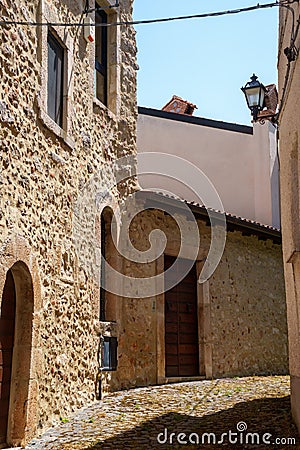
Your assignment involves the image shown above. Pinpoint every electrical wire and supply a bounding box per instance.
[277,47,300,120]
[0,0,297,126]
[282,2,296,42]
[277,4,300,119]
[0,0,298,27]
[278,1,298,56]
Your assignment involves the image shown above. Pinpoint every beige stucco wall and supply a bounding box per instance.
[108,205,287,390]
[278,1,300,432]
[137,113,280,228]
[0,0,137,445]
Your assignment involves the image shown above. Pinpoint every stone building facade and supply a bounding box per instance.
[278,1,300,433]
[0,0,137,446]
[0,0,289,447]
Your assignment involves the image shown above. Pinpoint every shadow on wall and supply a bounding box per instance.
[86,396,299,450]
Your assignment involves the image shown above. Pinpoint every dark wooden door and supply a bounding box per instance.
[165,255,199,377]
[0,270,16,445]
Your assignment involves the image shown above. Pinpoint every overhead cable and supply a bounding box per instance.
[0,0,297,27]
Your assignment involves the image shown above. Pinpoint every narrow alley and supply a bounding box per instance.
[26,376,299,450]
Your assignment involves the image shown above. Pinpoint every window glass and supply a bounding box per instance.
[47,31,64,127]
[102,337,118,371]
[95,8,108,104]
[103,340,110,369]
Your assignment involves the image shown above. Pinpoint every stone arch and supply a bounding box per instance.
[0,235,42,447]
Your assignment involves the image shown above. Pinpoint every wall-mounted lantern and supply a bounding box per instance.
[241,74,278,124]
[241,74,267,121]
[101,336,118,371]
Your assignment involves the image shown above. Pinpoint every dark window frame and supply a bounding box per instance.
[95,7,108,105]
[47,30,64,127]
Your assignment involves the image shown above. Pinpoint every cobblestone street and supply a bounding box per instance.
[26,376,299,450]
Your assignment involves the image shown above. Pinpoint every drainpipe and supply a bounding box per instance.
[96,336,104,400]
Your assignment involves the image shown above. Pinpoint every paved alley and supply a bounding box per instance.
[26,376,299,450]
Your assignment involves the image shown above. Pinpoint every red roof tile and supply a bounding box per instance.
[136,190,281,235]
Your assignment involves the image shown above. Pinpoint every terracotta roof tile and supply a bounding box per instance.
[136,190,280,234]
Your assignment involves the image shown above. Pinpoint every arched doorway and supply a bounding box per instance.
[0,269,16,446]
[99,207,117,322]
[0,262,34,447]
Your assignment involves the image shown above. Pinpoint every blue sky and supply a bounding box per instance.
[133,1,278,125]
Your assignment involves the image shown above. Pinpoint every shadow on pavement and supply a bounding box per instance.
[86,396,300,450]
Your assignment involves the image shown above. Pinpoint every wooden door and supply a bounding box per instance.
[0,270,16,445]
[165,255,199,377]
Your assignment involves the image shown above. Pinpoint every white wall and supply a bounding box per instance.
[137,112,279,228]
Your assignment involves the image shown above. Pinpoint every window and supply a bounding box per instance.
[95,7,108,104]
[47,31,64,127]
[38,7,74,149]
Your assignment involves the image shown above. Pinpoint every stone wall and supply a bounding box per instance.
[0,0,289,444]
[209,231,287,377]
[0,0,137,444]
[278,1,300,432]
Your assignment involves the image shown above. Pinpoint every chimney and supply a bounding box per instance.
[258,84,278,121]
[162,95,198,116]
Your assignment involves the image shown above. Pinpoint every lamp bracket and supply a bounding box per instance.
[257,113,278,126]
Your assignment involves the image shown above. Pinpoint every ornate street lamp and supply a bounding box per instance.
[241,74,267,122]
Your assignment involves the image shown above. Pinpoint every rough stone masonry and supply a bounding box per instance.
[0,0,138,446]
[0,0,288,447]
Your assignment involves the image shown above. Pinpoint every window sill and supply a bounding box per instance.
[97,0,119,12]
[93,97,117,122]
[106,0,118,9]
[38,108,75,151]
